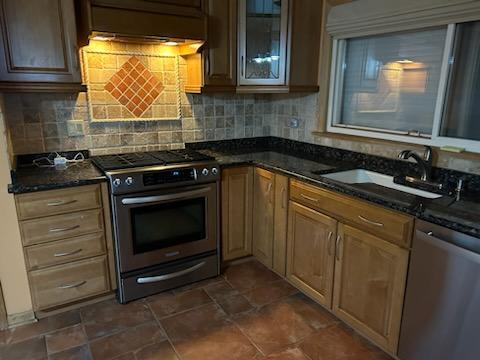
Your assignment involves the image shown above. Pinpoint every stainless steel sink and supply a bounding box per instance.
[321,169,442,199]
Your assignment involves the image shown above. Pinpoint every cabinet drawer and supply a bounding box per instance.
[290,180,414,248]
[20,209,104,246]
[15,185,102,220]
[29,256,110,310]
[24,233,106,270]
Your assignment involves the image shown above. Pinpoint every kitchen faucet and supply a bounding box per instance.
[398,146,443,190]
[398,146,433,181]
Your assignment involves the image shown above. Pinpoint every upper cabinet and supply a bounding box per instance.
[203,0,237,91]
[0,0,84,92]
[238,0,288,86]
[186,0,323,93]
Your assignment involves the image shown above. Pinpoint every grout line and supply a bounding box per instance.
[145,300,183,360]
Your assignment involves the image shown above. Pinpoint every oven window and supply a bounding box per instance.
[131,197,206,254]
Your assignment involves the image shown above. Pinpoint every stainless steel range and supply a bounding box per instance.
[92,149,220,303]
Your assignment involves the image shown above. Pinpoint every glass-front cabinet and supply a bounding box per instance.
[238,0,289,85]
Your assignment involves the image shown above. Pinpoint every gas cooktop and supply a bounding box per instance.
[91,149,214,172]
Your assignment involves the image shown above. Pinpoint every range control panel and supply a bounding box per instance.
[107,162,220,195]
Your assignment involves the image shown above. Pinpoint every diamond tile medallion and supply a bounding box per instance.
[104,56,164,117]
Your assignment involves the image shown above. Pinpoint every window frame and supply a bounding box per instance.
[326,23,480,153]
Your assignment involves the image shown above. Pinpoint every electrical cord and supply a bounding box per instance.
[33,152,85,168]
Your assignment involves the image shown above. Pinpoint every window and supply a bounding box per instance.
[328,21,480,153]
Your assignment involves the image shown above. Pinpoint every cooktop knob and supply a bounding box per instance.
[125,177,134,186]
[211,167,218,175]
[202,168,209,176]
[113,178,121,187]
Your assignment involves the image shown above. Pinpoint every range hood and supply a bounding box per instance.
[75,0,207,46]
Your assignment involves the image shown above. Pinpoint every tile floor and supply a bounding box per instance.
[0,259,391,360]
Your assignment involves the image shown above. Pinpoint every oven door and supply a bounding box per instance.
[113,183,218,273]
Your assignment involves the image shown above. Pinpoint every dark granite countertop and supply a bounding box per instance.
[8,160,107,194]
[188,138,480,240]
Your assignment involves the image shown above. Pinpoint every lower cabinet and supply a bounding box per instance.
[333,224,409,353]
[286,201,336,307]
[221,167,254,261]
[252,168,275,267]
[15,183,116,315]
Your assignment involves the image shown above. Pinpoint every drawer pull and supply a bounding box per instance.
[54,248,83,257]
[358,215,384,227]
[47,200,78,207]
[336,235,342,261]
[58,280,86,289]
[327,231,334,255]
[300,193,318,202]
[49,225,80,233]
[137,261,206,284]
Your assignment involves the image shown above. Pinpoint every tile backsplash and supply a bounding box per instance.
[2,41,478,175]
[4,92,272,156]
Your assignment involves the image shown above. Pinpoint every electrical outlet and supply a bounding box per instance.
[288,118,300,128]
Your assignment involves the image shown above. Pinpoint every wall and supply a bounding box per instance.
[268,93,480,175]
[0,95,34,320]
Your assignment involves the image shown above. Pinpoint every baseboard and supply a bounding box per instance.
[7,310,36,328]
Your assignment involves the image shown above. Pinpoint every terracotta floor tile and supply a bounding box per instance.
[204,280,240,302]
[148,288,212,318]
[81,299,154,340]
[284,293,338,330]
[217,294,254,315]
[89,321,165,360]
[161,303,258,360]
[299,324,389,360]
[135,340,179,360]
[0,336,47,360]
[48,344,92,360]
[262,348,312,360]
[224,260,281,292]
[1,310,80,345]
[243,280,298,307]
[233,297,318,355]
[45,324,87,354]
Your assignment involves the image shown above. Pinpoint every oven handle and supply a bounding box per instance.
[121,187,210,205]
[136,261,206,284]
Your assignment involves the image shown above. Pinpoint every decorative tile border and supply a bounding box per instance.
[82,48,181,122]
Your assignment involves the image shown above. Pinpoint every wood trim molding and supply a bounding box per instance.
[0,282,7,330]
[327,0,480,38]
[0,82,87,93]
[6,309,36,328]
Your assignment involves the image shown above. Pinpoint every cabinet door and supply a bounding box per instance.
[333,224,409,354]
[221,167,254,261]
[252,168,275,267]
[204,0,237,89]
[273,173,288,276]
[238,0,289,85]
[286,201,336,307]
[0,0,81,86]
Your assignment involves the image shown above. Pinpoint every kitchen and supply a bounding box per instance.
[0,0,479,359]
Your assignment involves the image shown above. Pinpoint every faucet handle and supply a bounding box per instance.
[423,146,433,162]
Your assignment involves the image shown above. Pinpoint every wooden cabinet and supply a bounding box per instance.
[287,201,336,307]
[76,0,206,45]
[0,0,84,92]
[235,0,323,93]
[221,167,254,261]
[15,183,116,314]
[252,168,275,267]
[273,173,288,276]
[290,179,414,248]
[333,224,408,353]
[286,179,411,355]
[203,0,237,91]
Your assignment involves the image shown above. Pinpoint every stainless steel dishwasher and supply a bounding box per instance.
[398,219,480,360]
